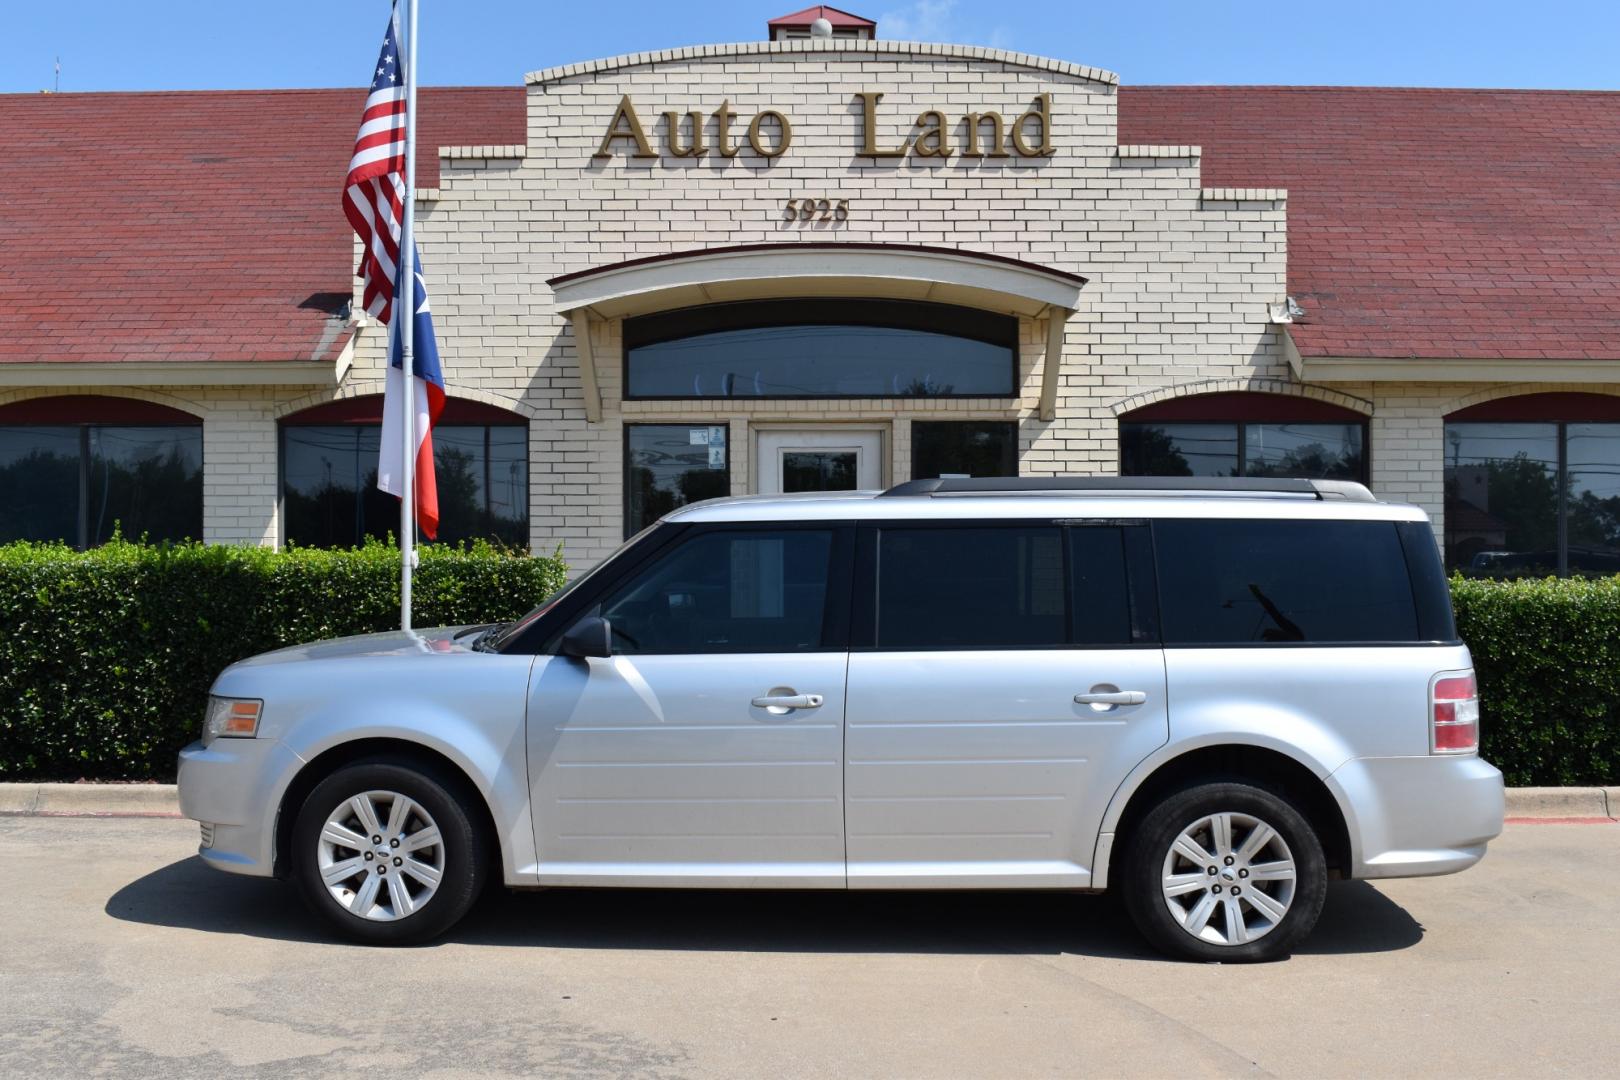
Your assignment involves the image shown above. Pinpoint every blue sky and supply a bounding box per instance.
[4,0,1618,93]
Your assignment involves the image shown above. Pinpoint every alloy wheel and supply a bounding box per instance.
[1160,810,1297,946]
[316,789,446,921]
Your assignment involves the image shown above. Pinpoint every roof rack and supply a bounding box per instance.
[878,477,1378,502]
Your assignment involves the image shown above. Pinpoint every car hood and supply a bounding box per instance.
[229,626,483,667]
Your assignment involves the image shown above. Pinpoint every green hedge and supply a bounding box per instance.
[1451,574,1620,786]
[1,540,1614,786]
[0,538,566,781]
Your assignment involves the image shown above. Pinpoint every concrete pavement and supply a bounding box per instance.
[0,815,1616,1078]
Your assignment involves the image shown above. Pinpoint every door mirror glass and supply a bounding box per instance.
[560,616,613,659]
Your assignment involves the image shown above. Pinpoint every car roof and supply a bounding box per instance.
[665,480,1430,525]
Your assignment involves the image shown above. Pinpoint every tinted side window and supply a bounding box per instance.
[599,529,834,654]
[876,526,1064,648]
[1068,526,1132,645]
[1154,519,1419,644]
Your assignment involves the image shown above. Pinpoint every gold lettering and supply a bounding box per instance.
[747,109,793,158]
[857,92,908,157]
[593,95,656,159]
[913,110,952,158]
[663,110,706,157]
[1010,93,1056,157]
[714,99,740,158]
[961,111,1009,158]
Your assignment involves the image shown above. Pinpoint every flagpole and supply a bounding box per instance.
[398,0,419,631]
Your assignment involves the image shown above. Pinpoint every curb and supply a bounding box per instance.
[1,782,1616,821]
[0,783,181,818]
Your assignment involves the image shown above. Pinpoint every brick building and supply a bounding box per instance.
[4,10,1620,574]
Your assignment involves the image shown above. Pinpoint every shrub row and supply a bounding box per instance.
[0,539,566,781]
[0,540,1613,785]
[1451,574,1620,786]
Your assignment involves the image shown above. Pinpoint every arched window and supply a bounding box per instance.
[1444,392,1620,575]
[0,395,202,548]
[1119,392,1368,482]
[280,396,528,549]
[624,300,1019,399]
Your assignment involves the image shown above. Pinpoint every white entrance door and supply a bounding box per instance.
[757,430,884,494]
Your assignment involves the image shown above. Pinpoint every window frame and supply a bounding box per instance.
[504,520,856,656]
[623,422,733,539]
[849,519,1162,652]
[621,299,1021,402]
[909,419,1020,481]
[1120,420,1370,483]
[0,413,203,550]
[1148,517,1447,648]
[1443,417,1620,577]
[276,404,529,550]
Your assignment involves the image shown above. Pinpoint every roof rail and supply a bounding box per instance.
[878,477,1378,502]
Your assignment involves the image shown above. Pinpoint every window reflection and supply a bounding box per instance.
[625,301,1018,399]
[625,424,729,536]
[281,424,527,548]
[0,424,201,546]
[911,421,1018,480]
[1122,422,1365,481]
[1446,421,1620,575]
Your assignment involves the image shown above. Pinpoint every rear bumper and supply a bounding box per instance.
[1329,754,1504,879]
[177,738,305,878]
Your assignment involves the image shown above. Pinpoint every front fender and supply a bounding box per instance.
[227,651,538,886]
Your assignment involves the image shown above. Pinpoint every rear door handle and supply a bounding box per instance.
[1074,690,1147,707]
[752,693,824,711]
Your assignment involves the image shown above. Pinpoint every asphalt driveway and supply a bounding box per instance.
[0,816,1614,1078]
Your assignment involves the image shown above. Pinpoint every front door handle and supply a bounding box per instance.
[752,693,824,711]
[1074,689,1147,707]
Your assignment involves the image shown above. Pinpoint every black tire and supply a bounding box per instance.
[1121,781,1327,963]
[292,760,488,945]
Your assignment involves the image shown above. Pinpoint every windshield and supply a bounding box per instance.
[483,524,662,651]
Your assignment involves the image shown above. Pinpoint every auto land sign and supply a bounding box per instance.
[592,92,1057,161]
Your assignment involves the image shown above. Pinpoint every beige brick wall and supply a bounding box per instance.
[338,41,1296,570]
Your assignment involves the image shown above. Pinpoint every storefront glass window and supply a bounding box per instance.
[281,424,527,548]
[0,423,202,547]
[625,300,1018,399]
[1445,421,1620,575]
[625,424,729,536]
[1121,422,1363,481]
[911,421,1018,480]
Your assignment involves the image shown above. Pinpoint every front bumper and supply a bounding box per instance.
[1329,754,1505,879]
[177,737,306,877]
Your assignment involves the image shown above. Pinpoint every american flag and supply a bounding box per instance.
[347,0,445,539]
[343,3,408,325]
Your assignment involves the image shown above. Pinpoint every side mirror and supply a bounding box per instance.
[560,616,613,659]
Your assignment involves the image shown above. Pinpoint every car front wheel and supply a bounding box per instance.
[292,760,487,945]
[1122,781,1327,962]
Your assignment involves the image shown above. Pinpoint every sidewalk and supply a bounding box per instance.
[2,782,1616,820]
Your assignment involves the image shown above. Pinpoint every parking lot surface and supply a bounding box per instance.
[0,816,1614,1079]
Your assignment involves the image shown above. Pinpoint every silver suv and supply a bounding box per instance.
[178,477,1504,961]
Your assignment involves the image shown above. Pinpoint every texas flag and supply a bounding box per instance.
[378,249,445,538]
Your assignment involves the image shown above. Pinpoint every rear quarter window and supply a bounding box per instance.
[1153,518,1421,645]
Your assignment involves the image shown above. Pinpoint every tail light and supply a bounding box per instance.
[1430,671,1479,754]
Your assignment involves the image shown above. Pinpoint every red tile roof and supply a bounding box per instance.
[2,83,1616,367]
[1119,86,1620,360]
[767,6,876,29]
[0,87,523,366]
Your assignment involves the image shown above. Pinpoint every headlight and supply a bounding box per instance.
[203,695,262,744]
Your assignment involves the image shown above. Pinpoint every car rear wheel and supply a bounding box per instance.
[1122,781,1327,962]
[292,761,487,945]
